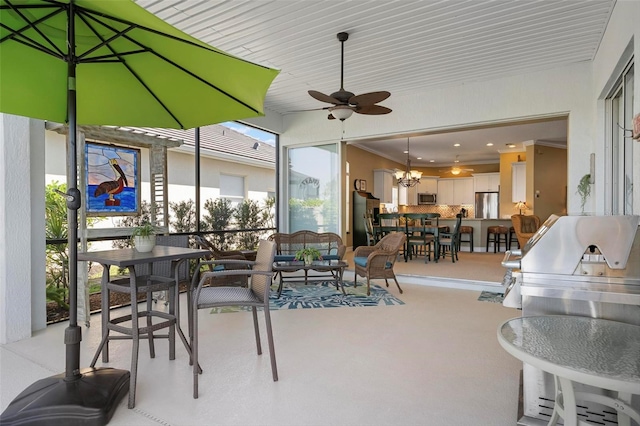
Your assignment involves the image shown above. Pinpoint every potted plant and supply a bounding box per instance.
[577,173,592,215]
[132,222,157,252]
[294,247,323,265]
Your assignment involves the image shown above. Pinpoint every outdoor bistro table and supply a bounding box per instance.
[498,315,640,426]
[273,259,348,297]
[78,246,209,407]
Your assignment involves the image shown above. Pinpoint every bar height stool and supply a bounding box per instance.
[486,225,509,252]
[458,225,474,252]
[90,262,182,408]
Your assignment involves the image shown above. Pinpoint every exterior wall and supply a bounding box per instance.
[0,116,46,343]
[280,62,593,218]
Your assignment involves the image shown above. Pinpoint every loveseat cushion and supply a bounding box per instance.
[274,255,296,262]
[322,254,340,260]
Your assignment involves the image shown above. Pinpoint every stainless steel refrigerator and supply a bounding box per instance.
[475,192,499,219]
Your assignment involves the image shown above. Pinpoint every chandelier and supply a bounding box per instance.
[395,138,422,187]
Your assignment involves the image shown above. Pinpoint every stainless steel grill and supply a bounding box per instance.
[501,215,640,426]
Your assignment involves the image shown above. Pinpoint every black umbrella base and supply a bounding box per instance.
[0,367,129,426]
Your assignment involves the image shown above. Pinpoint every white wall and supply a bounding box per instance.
[0,116,46,344]
[280,62,595,215]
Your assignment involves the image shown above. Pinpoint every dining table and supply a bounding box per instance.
[78,246,210,363]
[372,215,449,261]
[498,315,640,426]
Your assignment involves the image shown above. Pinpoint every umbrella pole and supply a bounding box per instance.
[0,3,129,425]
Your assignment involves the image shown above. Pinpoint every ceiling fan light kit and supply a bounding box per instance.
[396,138,422,187]
[308,32,392,121]
[440,155,474,175]
[329,105,353,121]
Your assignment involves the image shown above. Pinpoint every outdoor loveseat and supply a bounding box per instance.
[267,230,346,262]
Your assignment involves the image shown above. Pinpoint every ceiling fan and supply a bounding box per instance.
[440,156,474,175]
[308,32,392,121]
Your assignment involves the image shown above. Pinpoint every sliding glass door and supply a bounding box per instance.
[286,143,340,233]
[605,61,634,215]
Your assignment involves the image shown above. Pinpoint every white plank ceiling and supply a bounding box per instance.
[135,0,615,166]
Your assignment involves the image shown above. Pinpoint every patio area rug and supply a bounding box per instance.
[210,280,405,313]
[477,290,504,303]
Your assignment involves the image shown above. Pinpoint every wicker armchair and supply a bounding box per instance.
[353,232,406,296]
[193,235,249,287]
[510,214,541,249]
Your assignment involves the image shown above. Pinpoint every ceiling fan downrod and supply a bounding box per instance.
[337,32,348,91]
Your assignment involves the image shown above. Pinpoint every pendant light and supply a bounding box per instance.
[395,138,422,187]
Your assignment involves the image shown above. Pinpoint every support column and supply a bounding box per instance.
[0,114,46,343]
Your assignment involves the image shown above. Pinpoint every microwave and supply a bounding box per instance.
[418,193,437,205]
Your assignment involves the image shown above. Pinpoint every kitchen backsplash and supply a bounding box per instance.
[397,204,475,219]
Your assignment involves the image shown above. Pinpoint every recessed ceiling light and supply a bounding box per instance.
[454,159,460,163]
[486,143,494,146]
[429,160,435,163]
[454,143,460,147]
[403,150,408,154]
[416,157,422,160]
[507,143,516,148]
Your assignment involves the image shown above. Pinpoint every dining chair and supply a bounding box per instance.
[438,214,462,262]
[378,213,401,234]
[424,213,441,261]
[363,215,376,246]
[190,239,277,399]
[403,213,435,263]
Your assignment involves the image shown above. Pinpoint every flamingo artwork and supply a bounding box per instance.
[93,158,128,206]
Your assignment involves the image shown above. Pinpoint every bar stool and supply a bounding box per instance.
[508,226,519,250]
[486,226,509,252]
[90,263,181,408]
[458,225,474,252]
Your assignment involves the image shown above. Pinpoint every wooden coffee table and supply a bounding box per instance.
[273,259,348,297]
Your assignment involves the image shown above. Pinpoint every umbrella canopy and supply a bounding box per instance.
[0,0,279,128]
[0,0,278,423]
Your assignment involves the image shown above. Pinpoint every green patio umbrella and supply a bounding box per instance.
[0,1,278,424]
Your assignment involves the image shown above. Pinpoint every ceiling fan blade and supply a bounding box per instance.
[309,90,340,104]
[355,105,392,115]
[349,91,391,106]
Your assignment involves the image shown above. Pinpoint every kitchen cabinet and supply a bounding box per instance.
[418,177,438,194]
[373,169,396,204]
[438,178,473,205]
[398,184,418,205]
[512,162,526,202]
[473,173,500,192]
[437,179,454,205]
